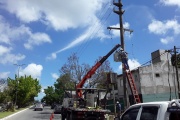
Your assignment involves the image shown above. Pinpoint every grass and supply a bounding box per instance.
[0,108,27,119]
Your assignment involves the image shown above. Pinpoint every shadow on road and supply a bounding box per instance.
[40,111,52,114]
[33,113,61,119]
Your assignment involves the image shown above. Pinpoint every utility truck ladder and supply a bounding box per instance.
[125,67,141,104]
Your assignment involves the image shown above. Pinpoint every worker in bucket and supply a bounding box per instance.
[120,48,129,69]
[116,101,121,119]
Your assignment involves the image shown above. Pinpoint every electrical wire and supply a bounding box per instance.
[139,51,167,68]
[79,7,112,56]
[75,1,113,59]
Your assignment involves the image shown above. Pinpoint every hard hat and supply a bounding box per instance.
[120,48,123,51]
[116,101,119,103]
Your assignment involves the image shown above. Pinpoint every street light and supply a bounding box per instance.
[14,63,25,108]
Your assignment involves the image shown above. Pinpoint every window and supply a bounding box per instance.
[140,106,159,120]
[155,73,160,77]
[121,107,140,120]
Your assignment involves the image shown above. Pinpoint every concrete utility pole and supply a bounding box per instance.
[108,0,133,109]
[14,63,25,107]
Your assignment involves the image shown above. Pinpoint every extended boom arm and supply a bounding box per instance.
[76,44,121,97]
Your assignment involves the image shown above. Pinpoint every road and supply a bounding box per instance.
[5,106,61,120]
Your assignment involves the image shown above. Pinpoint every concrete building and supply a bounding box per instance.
[116,49,180,104]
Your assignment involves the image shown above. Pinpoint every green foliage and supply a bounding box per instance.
[42,74,75,105]
[16,75,41,107]
[5,75,41,108]
[43,86,56,105]
[0,88,11,103]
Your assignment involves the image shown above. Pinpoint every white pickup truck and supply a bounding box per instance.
[120,99,180,120]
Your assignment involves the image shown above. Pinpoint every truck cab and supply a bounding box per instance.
[120,99,180,120]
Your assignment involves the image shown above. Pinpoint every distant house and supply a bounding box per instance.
[116,49,180,105]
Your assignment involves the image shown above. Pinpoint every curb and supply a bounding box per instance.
[0,106,33,120]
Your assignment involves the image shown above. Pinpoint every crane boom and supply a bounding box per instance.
[76,44,121,97]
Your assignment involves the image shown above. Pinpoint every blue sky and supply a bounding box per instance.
[0,0,180,100]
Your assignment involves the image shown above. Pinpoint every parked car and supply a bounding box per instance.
[54,104,62,114]
[120,99,180,120]
[34,103,43,111]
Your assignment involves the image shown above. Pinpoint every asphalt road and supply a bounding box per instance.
[4,106,61,120]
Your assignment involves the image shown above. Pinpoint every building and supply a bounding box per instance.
[116,49,180,104]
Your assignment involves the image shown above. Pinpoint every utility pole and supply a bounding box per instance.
[14,63,25,108]
[174,46,180,98]
[108,0,133,109]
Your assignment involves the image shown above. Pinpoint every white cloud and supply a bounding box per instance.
[47,21,108,60]
[128,59,141,70]
[51,73,59,80]
[21,63,43,80]
[46,53,57,60]
[0,0,110,60]
[160,36,174,44]
[160,0,180,7]
[0,72,10,79]
[148,19,180,35]
[0,15,51,64]
[0,45,11,56]
[0,0,107,31]
[0,16,30,44]
[148,19,180,44]
[0,45,25,64]
[0,15,52,50]
[118,59,141,72]
[1,53,25,64]
[24,32,51,49]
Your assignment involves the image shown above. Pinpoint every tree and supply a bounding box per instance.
[43,74,76,105]
[42,86,58,105]
[0,88,11,103]
[7,75,41,107]
[60,53,90,84]
[60,53,113,89]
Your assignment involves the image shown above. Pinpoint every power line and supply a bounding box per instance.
[74,2,113,59]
